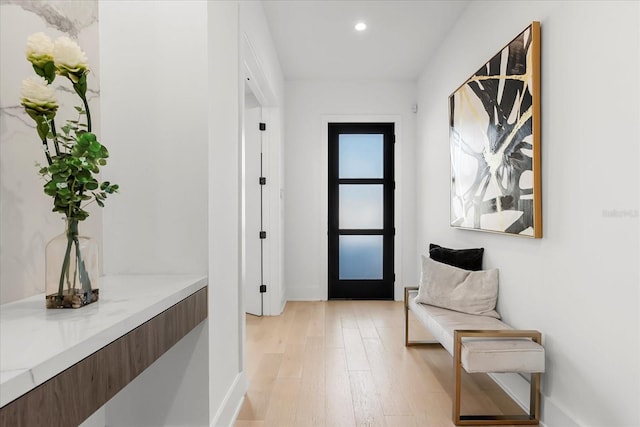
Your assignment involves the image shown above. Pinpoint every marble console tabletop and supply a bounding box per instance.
[0,275,207,408]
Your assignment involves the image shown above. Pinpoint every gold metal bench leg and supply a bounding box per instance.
[404,287,438,347]
[404,287,411,347]
[453,330,543,426]
[454,332,462,424]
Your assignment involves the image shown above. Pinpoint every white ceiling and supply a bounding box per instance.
[262,0,470,80]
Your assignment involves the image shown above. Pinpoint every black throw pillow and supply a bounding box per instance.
[429,243,484,271]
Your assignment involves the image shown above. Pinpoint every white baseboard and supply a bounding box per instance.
[490,373,579,427]
[540,394,581,427]
[286,286,323,301]
[489,373,531,412]
[210,372,248,427]
[287,288,407,301]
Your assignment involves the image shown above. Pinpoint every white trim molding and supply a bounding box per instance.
[210,372,248,427]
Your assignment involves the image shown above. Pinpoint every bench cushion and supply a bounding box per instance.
[408,290,545,373]
[408,290,508,354]
[462,339,545,373]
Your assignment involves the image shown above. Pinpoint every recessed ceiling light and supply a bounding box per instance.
[355,22,367,31]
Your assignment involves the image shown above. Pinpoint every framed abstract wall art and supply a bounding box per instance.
[449,22,541,238]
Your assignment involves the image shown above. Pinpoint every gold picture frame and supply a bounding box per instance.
[449,22,541,238]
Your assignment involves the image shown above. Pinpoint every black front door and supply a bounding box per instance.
[328,123,394,300]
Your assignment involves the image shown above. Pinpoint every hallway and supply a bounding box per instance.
[235,300,522,427]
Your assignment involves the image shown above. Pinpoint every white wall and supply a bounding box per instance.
[416,1,639,426]
[100,1,208,277]
[284,80,418,301]
[0,0,102,304]
[100,1,214,425]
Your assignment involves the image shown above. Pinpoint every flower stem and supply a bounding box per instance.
[56,221,74,300]
[41,138,52,165]
[73,229,93,302]
[81,95,92,133]
[50,118,61,156]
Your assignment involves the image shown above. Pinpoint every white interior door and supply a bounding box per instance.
[244,105,263,316]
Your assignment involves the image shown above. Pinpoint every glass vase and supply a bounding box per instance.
[45,218,99,309]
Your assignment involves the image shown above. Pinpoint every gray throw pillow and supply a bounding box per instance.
[416,256,500,318]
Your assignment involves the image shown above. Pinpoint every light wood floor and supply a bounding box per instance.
[235,300,525,427]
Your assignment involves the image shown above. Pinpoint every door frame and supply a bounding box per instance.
[242,103,264,316]
[319,115,404,301]
[240,32,285,317]
[327,122,395,300]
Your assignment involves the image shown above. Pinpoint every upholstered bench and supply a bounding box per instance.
[403,256,545,426]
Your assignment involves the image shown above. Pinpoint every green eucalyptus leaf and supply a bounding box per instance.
[51,173,65,183]
[76,170,91,182]
[71,145,84,156]
[54,197,68,207]
[48,162,66,174]
[89,141,100,153]
[85,180,99,190]
[44,183,57,196]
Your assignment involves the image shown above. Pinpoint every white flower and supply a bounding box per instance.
[26,32,54,68]
[53,36,89,82]
[21,76,58,116]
